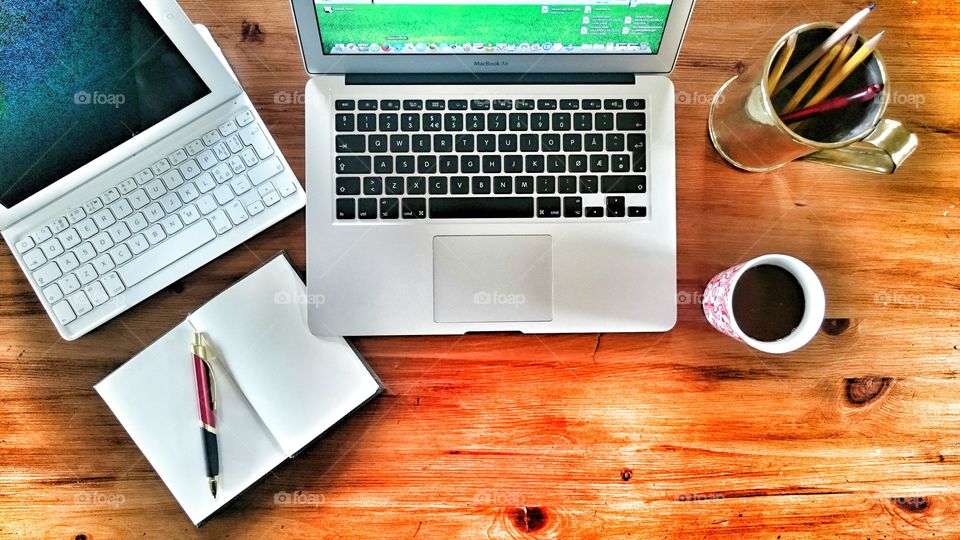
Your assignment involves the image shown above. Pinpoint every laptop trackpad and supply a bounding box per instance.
[434,235,553,324]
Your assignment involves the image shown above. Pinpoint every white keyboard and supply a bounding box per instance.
[11,107,302,337]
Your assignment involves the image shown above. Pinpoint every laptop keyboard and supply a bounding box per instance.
[332,97,648,221]
[12,108,300,328]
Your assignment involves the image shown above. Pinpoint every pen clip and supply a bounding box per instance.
[194,332,218,411]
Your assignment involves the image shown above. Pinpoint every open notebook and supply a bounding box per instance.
[95,253,382,525]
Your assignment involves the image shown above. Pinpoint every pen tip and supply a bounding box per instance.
[209,478,218,498]
[868,2,876,10]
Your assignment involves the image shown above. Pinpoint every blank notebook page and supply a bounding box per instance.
[187,255,381,456]
[95,321,287,525]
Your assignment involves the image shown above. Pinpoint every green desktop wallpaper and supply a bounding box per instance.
[316,3,670,53]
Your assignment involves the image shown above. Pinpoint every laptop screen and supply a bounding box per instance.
[0,0,211,208]
[315,0,674,56]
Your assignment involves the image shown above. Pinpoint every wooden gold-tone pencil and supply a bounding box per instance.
[824,34,859,83]
[804,31,885,107]
[767,31,798,92]
[781,41,845,114]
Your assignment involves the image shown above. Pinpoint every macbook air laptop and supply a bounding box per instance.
[291,0,693,336]
[0,0,305,340]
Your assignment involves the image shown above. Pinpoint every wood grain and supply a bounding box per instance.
[2,0,960,538]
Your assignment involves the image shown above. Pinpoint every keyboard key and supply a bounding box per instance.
[248,156,284,185]
[448,100,468,110]
[128,234,150,255]
[560,99,579,110]
[450,177,469,195]
[161,214,185,234]
[219,119,239,136]
[34,263,62,287]
[135,168,155,185]
[558,176,577,194]
[230,176,253,196]
[537,99,558,110]
[107,222,132,243]
[470,99,491,110]
[617,112,646,131]
[596,113,614,131]
[579,176,599,193]
[363,177,383,195]
[75,242,97,262]
[52,301,76,325]
[430,197,534,219]
[336,156,371,175]
[144,225,167,246]
[127,212,149,233]
[214,185,235,205]
[494,177,512,194]
[429,177,448,195]
[40,238,66,259]
[209,210,232,233]
[336,135,366,153]
[49,217,69,234]
[196,195,218,216]
[402,100,423,110]
[335,114,355,132]
[236,110,255,127]
[357,114,377,132]
[335,100,356,111]
[358,100,378,110]
[515,176,534,194]
[515,99,535,110]
[102,272,126,297]
[68,208,86,224]
[224,200,248,225]
[186,139,205,156]
[116,220,216,287]
[76,264,98,285]
[263,191,281,207]
[178,182,201,203]
[43,283,64,304]
[15,237,35,253]
[93,254,115,275]
[493,99,513,110]
[238,125,275,160]
[601,175,646,193]
[472,176,491,194]
[111,199,134,219]
[240,148,259,167]
[84,282,110,307]
[628,206,648,218]
[606,196,626,217]
[357,198,377,219]
[32,226,53,243]
[563,197,583,218]
[426,99,445,110]
[586,206,604,218]
[537,197,561,218]
[179,204,202,225]
[63,226,86,246]
[379,198,400,219]
[57,274,80,295]
[568,155,588,173]
[159,192,182,213]
[402,198,427,219]
[604,99,624,110]
[57,252,80,273]
[23,248,47,270]
[247,200,265,216]
[336,199,355,219]
[168,149,188,166]
[336,177,361,196]
[109,244,133,266]
[379,114,398,132]
[627,99,646,110]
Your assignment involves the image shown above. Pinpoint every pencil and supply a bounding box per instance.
[781,41,845,114]
[779,83,883,123]
[773,3,876,93]
[804,31,885,107]
[767,31,798,92]
[824,34,859,83]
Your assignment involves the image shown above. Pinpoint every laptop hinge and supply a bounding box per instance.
[345,73,635,86]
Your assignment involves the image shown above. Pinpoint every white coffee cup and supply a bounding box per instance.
[702,254,826,354]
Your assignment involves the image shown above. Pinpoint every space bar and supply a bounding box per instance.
[429,197,534,219]
[117,221,217,287]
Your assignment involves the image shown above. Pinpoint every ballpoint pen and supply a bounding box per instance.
[192,332,220,498]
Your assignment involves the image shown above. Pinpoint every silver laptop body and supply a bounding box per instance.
[291,0,695,336]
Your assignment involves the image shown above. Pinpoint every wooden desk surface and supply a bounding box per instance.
[3,1,960,538]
